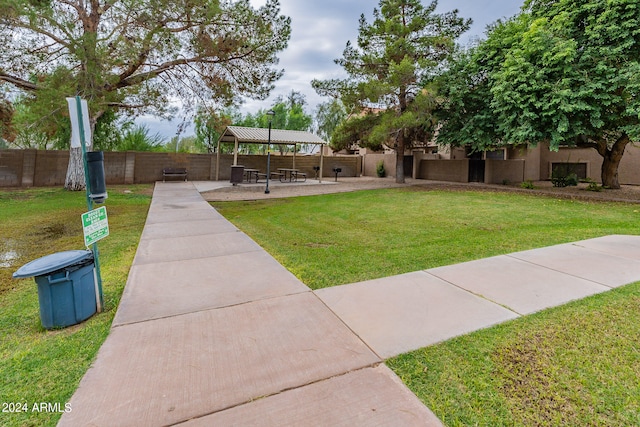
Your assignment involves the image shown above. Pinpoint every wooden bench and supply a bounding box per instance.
[256,173,268,182]
[163,167,187,182]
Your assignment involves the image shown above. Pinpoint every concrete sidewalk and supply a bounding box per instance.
[59,182,640,426]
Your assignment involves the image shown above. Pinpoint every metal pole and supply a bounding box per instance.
[75,96,104,313]
[265,111,274,194]
[265,120,272,194]
[265,152,271,194]
[319,143,325,183]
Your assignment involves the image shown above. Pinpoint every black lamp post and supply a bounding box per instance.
[265,109,275,194]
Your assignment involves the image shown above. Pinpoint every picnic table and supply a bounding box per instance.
[277,168,307,182]
[244,168,260,183]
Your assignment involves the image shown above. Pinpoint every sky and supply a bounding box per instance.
[144,0,524,139]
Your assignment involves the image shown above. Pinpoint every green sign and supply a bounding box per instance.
[82,206,109,246]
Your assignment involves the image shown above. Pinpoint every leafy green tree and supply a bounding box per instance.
[230,91,313,154]
[164,135,200,153]
[270,92,313,153]
[0,0,291,189]
[329,112,381,153]
[194,107,232,153]
[314,98,347,144]
[92,111,125,152]
[270,91,313,132]
[435,17,527,151]
[439,1,640,189]
[117,124,165,152]
[313,0,470,183]
[9,95,70,149]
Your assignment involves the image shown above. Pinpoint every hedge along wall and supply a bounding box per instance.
[0,149,361,187]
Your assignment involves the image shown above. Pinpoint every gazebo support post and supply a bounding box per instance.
[233,136,239,166]
[215,139,221,181]
[319,144,324,183]
[293,144,296,169]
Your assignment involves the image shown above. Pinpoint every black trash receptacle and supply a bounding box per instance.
[87,151,108,203]
[13,250,96,329]
[230,165,245,185]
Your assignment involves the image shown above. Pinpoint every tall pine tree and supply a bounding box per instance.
[313,0,470,182]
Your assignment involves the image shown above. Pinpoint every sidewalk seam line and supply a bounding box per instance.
[421,270,523,316]
[504,253,616,289]
[165,362,386,426]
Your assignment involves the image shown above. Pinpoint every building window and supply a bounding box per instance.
[485,149,506,160]
[551,162,587,180]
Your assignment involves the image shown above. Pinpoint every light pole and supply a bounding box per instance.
[265,110,275,194]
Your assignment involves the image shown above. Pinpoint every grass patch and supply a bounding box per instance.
[0,185,151,427]
[212,187,640,289]
[387,282,640,426]
[213,187,640,424]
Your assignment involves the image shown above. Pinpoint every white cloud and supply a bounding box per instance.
[150,0,524,137]
[245,0,524,114]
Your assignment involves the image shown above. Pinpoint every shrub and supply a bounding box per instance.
[586,181,603,192]
[551,172,578,187]
[520,180,535,189]
[376,160,386,178]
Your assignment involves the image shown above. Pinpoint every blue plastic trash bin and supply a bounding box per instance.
[13,250,96,329]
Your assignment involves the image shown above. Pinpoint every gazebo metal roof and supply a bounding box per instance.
[214,126,328,182]
[218,126,327,145]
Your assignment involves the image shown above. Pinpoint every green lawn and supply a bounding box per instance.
[213,187,640,425]
[213,187,640,289]
[0,185,151,427]
[387,282,640,426]
[2,185,638,426]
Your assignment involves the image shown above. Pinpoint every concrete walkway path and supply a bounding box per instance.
[59,182,640,426]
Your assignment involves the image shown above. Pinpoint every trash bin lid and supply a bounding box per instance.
[13,250,93,279]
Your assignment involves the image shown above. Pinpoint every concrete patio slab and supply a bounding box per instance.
[114,251,310,325]
[181,365,443,427]
[141,217,238,240]
[510,243,640,288]
[573,234,640,261]
[315,271,519,359]
[59,293,380,427]
[428,255,610,315]
[133,230,262,265]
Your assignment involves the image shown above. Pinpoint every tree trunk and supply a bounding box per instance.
[601,151,623,189]
[395,133,405,184]
[65,147,86,191]
[396,85,407,184]
[598,134,628,190]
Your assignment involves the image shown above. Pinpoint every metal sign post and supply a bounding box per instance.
[68,96,104,312]
[82,206,110,247]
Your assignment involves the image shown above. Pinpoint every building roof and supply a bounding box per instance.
[218,126,327,145]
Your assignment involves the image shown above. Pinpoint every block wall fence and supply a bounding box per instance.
[3,145,640,188]
[0,150,362,188]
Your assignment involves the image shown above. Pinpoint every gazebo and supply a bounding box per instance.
[215,126,329,181]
